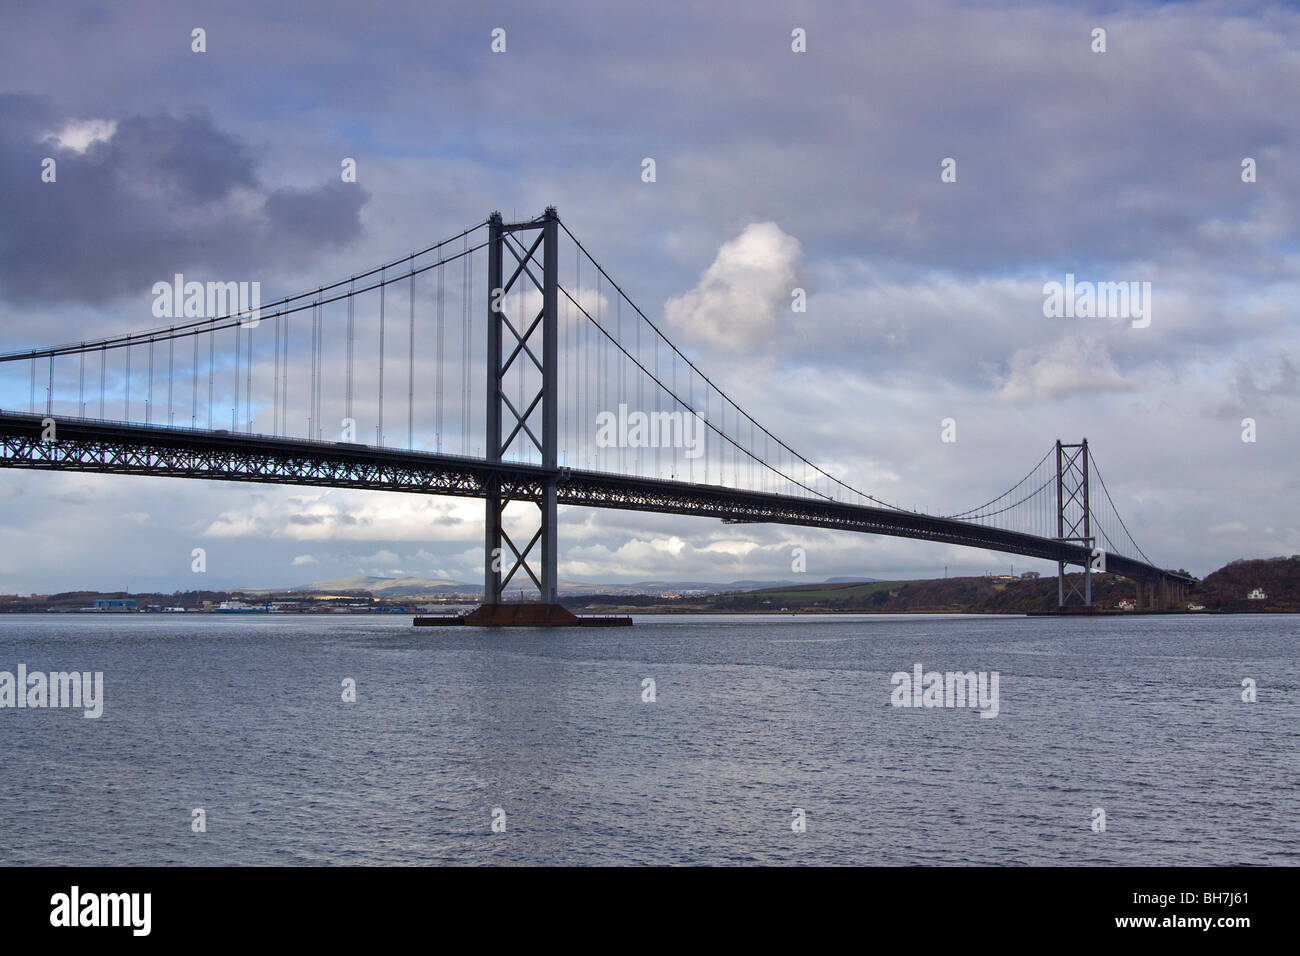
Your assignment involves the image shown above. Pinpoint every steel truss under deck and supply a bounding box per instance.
[0,411,1191,590]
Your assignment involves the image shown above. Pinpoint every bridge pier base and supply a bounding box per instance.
[464,603,579,626]
[414,603,631,627]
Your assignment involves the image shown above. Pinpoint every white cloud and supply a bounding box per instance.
[201,493,477,541]
[45,118,116,153]
[996,336,1133,404]
[1210,522,1248,536]
[664,222,801,349]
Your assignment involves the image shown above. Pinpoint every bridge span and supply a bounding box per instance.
[0,410,1194,606]
[0,208,1194,617]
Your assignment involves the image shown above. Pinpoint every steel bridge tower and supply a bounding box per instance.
[473,207,571,624]
[1055,438,1094,607]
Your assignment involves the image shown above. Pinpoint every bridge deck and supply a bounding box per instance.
[0,411,1190,585]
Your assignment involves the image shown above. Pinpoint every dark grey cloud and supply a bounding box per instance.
[0,94,367,306]
[265,180,366,247]
[108,111,257,201]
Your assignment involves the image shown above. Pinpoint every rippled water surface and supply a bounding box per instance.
[0,612,1296,865]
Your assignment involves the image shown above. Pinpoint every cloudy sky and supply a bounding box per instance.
[1,0,1297,593]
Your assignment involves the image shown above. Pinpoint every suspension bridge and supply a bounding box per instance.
[0,207,1192,623]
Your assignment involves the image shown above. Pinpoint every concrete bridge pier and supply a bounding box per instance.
[1135,577,1186,610]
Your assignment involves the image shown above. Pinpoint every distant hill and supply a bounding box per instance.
[239,575,485,598]
[7,560,1299,614]
[1194,556,1300,611]
[694,575,1126,613]
[305,575,467,595]
[579,558,1300,614]
[265,575,887,599]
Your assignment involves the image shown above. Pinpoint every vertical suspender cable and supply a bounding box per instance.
[246,318,254,433]
[577,252,582,465]
[317,296,323,437]
[617,296,624,477]
[231,327,239,431]
[468,244,474,456]
[653,318,659,478]
[318,299,323,437]
[462,238,469,455]
[436,262,444,452]
[408,267,414,449]
[167,333,174,425]
[309,299,318,438]
[578,274,583,466]
[636,292,641,476]
[560,270,567,464]
[191,333,198,427]
[378,267,385,445]
[346,278,355,430]
[273,314,280,434]
[687,367,693,484]
[595,271,602,468]
[279,316,287,435]
[309,298,316,438]
[314,295,322,438]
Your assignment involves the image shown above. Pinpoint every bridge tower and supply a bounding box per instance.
[474,207,571,624]
[1055,438,1095,607]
